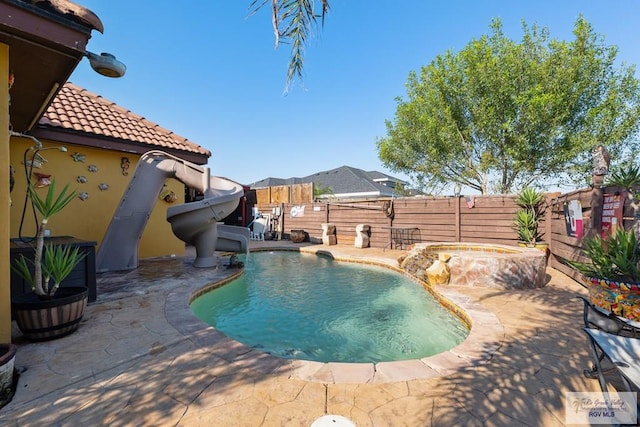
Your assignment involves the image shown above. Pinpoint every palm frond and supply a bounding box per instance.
[252,0,330,91]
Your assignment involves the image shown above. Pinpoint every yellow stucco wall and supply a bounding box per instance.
[9,138,185,259]
[1,43,10,343]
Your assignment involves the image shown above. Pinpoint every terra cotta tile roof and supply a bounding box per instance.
[39,82,210,157]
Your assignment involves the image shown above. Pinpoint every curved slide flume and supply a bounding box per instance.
[96,150,247,272]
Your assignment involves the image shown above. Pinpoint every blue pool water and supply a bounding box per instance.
[190,251,468,363]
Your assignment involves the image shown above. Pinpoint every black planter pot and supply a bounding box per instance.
[12,287,88,341]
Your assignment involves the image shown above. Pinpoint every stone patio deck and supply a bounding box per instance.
[0,241,622,426]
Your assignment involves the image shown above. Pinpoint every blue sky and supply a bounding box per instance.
[70,1,640,191]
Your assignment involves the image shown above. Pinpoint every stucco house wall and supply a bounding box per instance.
[1,44,10,342]
[9,137,185,258]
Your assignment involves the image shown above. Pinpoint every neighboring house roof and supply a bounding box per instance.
[251,165,408,199]
[32,82,210,164]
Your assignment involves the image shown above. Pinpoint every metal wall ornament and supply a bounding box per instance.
[78,192,89,201]
[23,153,46,169]
[88,165,98,173]
[71,152,86,162]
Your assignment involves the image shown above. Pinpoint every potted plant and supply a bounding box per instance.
[11,180,88,341]
[513,187,548,252]
[0,343,17,409]
[568,228,640,321]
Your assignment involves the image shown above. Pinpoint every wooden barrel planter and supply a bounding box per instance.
[12,287,88,341]
[586,277,640,322]
[0,343,17,408]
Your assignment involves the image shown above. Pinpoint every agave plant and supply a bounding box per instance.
[11,180,85,297]
[568,228,640,283]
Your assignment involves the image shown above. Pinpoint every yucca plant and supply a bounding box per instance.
[568,228,640,283]
[514,210,542,244]
[514,187,546,246]
[11,180,84,298]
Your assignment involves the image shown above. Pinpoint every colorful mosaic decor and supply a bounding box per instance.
[587,276,640,321]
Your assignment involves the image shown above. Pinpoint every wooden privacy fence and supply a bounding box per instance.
[547,185,639,281]
[256,194,544,249]
[254,183,313,205]
[255,185,637,281]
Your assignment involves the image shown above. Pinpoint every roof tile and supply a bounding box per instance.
[40,83,210,157]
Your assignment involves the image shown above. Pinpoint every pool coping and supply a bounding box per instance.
[165,246,505,384]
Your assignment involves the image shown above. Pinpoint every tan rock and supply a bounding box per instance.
[426,259,451,285]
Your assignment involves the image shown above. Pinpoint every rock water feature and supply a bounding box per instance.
[398,243,547,289]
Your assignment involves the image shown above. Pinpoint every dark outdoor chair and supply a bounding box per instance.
[577,296,640,395]
[577,295,639,340]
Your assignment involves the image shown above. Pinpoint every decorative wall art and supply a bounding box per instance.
[9,165,14,206]
[121,157,130,175]
[290,205,305,217]
[71,152,86,162]
[564,200,583,238]
[159,184,177,203]
[23,153,46,168]
[8,70,14,107]
[601,192,625,238]
[33,173,51,188]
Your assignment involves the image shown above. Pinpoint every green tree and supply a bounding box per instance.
[252,0,330,91]
[377,17,640,194]
[313,182,334,199]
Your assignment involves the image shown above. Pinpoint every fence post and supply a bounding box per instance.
[544,194,553,254]
[591,176,604,236]
[455,197,461,241]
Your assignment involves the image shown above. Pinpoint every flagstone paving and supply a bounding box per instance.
[0,242,620,426]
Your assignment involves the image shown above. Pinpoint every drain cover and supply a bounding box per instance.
[311,415,356,427]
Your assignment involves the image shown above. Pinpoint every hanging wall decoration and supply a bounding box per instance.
[8,70,14,108]
[121,157,130,175]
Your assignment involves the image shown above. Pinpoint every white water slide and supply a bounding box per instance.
[96,150,249,272]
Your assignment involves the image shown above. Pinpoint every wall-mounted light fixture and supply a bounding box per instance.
[454,183,462,197]
[85,51,126,78]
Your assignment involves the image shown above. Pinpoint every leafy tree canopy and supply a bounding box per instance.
[377,17,640,194]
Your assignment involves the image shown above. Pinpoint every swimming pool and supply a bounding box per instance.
[190,251,469,363]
